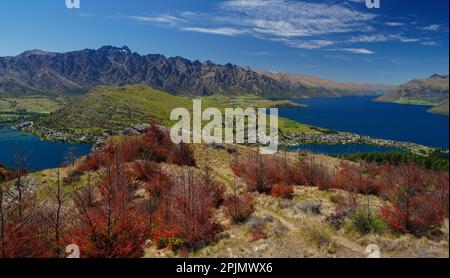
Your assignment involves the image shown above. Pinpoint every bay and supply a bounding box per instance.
[0,125,92,172]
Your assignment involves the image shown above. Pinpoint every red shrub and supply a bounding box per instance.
[0,204,51,258]
[231,151,337,195]
[77,152,104,171]
[379,205,407,234]
[271,184,294,199]
[231,152,298,194]
[224,194,255,224]
[71,164,150,258]
[151,168,222,250]
[77,124,196,172]
[379,163,448,235]
[250,226,267,242]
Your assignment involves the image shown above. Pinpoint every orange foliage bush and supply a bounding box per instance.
[271,184,294,199]
[250,226,267,242]
[78,124,196,172]
[379,163,448,235]
[224,194,255,224]
[151,168,222,250]
[71,164,150,258]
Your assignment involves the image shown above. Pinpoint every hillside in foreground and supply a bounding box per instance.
[377,74,449,115]
[2,127,448,258]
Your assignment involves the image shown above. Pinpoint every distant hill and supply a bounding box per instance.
[428,100,449,116]
[377,74,449,113]
[256,70,394,97]
[37,84,191,132]
[0,46,391,98]
[36,84,316,138]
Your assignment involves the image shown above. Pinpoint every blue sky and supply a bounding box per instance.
[0,0,448,84]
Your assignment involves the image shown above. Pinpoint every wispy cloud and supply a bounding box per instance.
[247,51,272,56]
[124,0,432,55]
[349,34,418,43]
[218,0,375,38]
[331,48,375,55]
[422,24,441,31]
[421,41,438,46]
[287,40,336,50]
[128,15,183,25]
[385,22,405,27]
[183,27,245,36]
[77,13,95,17]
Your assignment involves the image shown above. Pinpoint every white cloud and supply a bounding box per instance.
[423,24,441,31]
[128,15,183,25]
[78,13,95,17]
[127,0,414,53]
[332,48,375,55]
[288,40,335,49]
[385,22,405,27]
[183,27,245,36]
[421,41,438,46]
[219,0,375,38]
[349,34,418,43]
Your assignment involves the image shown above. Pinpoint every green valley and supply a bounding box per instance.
[0,97,61,114]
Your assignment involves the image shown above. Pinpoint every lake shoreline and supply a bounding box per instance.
[10,120,444,156]
[281,131,441,155]
[0,124,92,172]
[279,96,449,150]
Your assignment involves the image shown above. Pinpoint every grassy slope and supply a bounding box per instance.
[0,97,61,114]
[143,144,449,258]
[37,84,319,135]
[38,85,191,133]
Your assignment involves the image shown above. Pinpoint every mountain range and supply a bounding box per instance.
[0,46,392,98]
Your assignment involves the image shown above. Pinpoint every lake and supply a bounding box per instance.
[0,125,92,172]
[1,96,448,170]
[280,96,449,150]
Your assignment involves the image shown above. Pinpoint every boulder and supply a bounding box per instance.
[122,127,140,136]
[132,124,151,134]
[207,143,236,153]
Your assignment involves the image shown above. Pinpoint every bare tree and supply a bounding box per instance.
[43,169,71,256]
[12,149,27,219]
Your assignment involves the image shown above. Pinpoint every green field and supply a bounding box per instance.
[0,97,61,114]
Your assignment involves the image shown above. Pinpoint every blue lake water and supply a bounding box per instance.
[0,125,92,172]
[280,96,449,150]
